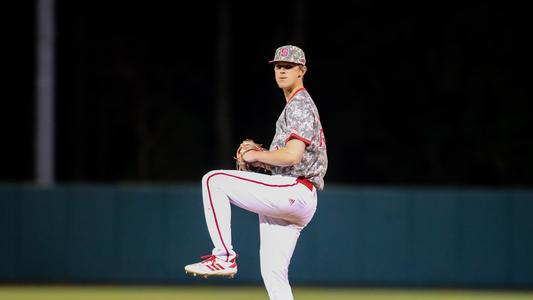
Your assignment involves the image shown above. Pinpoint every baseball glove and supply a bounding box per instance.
[235,139,272,174]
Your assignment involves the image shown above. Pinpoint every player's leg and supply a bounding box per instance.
[200,171,236,262]
[259,215,301,300]
[202,169,314,253]
[186,169,315,278]
[184,170,240,277]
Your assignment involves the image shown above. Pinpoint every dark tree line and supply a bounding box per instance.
[3,1,531,186]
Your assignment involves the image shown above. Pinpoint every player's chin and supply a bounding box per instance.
[276,81,290,89]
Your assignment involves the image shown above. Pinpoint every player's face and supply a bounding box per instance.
[274,63,304,89]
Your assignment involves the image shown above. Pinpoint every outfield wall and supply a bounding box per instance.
[1,184,532,288]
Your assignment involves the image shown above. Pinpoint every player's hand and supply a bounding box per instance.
[242,149,257,163]
[235,139,271,174]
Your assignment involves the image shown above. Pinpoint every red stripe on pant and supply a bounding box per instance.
[206,172,300,261]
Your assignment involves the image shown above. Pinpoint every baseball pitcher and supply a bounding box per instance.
[185,45,328,300]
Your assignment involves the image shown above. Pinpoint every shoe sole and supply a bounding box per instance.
[184,269,236,279]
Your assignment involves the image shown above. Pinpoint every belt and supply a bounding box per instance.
[296,177,314,191]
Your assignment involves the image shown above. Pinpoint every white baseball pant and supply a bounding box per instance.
[201,169,317,300]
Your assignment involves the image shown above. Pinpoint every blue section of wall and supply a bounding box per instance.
[0,185,532,287]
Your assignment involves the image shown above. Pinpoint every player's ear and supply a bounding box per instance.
[299,65,307,77]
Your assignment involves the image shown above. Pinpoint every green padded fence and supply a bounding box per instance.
[1,184,532,288]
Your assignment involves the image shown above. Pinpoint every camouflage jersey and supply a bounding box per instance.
[269,88,328,190]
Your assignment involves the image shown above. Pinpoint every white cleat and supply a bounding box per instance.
[185,254,238,279]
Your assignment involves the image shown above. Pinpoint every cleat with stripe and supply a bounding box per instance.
[184,254,238,278]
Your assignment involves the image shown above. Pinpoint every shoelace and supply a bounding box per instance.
[199,254,238,265]
[200,255,216,264]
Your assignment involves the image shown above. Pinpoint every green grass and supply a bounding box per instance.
[0,286,532,300]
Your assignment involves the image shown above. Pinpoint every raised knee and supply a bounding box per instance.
[202,170,222,186]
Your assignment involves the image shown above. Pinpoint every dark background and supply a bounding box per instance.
[4,1,531,186]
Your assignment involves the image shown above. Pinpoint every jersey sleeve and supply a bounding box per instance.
[285,102,315,146]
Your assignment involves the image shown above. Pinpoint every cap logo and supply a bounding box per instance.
[281,48,289,57]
